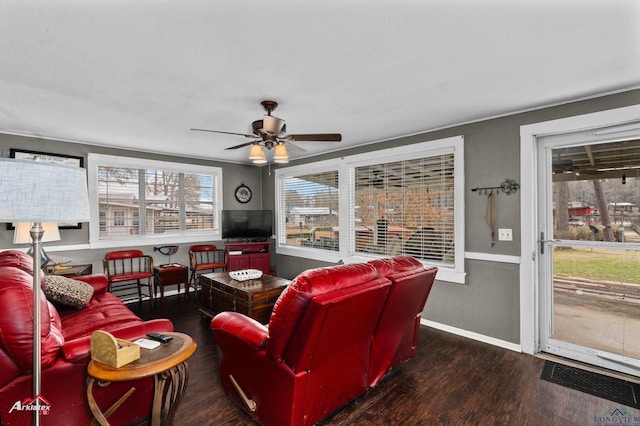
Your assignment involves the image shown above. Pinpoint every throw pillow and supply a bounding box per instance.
[44,275,94,309]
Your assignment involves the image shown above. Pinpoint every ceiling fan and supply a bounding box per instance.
[190,100,342,163]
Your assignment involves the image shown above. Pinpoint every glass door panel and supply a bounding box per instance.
[540,137,640,375]
[552,245,640,358]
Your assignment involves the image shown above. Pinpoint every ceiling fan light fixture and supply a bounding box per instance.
[249,143,263,160]
[273,143,289,163]
[251,147,267,164]
[263,115,285,135]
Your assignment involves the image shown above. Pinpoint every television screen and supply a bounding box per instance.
[222,210,273,240]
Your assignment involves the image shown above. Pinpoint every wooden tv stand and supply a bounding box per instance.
[225,241,270,275]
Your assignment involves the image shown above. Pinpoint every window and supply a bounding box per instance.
[275,136,465,283]
[88,154,222,247]
[113,211,125,227]
[352,154,455,266]
[278,169,339,252]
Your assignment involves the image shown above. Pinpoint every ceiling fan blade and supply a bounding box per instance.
[283,133,342,142]
[190,128,259,138]
[225,141,258,150]
[284,142,307,155]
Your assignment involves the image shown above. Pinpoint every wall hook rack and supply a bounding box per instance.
[471,178,520,196]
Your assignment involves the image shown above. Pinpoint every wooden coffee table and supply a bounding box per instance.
[87,332,196,426]
[199,272,290,324]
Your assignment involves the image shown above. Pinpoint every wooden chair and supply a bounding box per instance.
[103,249,154,304]
[189,244,226,296]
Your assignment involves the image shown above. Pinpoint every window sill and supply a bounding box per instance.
[276,245,466,284]
[89,231,221,250]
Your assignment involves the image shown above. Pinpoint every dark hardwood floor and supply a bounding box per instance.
[130,295,638,425]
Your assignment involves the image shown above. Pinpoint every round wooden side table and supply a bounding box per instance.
[87,332,197,426]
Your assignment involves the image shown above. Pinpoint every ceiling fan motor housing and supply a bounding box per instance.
[252,119,285,141]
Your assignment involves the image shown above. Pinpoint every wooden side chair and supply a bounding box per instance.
[189,244,226,296]
[103,249,154,304]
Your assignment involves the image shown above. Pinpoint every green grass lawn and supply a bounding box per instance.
[553,247,640,284]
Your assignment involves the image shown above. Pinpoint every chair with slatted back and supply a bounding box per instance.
[103,249,154,304]
[189,244,226,296]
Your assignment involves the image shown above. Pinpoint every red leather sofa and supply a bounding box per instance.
[0,250,174,426]
[210,255,437,426]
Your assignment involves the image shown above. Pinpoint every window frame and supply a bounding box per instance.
[275,136,465,283]
[88,153,223,249]
[275,161,341,262]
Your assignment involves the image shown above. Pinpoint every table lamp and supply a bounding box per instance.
[0,158,90,426]
[13,222,61,268]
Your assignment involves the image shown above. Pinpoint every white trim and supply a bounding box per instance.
[343,136,461,165]
[464,251,520,264]
[519,104,640,356]
[86,232,222,250]
[43,244,90,252]
[88,153,223,175]
[421,319,521,353]
[4,233,223,253]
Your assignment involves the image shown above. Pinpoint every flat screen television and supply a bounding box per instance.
[221,210,273,240]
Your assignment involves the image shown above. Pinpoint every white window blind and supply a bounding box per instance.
[278,170,339,251]
[93,156,220,241]
[275,136,464,283]
[352,154,455,266]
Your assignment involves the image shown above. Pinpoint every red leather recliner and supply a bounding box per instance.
[0,250,174,426]
[367,256,437,387]
[211,257,437,426]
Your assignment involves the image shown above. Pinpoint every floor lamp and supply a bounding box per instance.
[13,222,61,269]
[0,158,90,426]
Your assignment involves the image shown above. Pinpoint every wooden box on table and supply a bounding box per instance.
[199,272,289,324]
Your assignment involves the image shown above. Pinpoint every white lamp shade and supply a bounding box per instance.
[252,148,267,164]
[14,222,61,244]
[263,115,285,134]
[273,144,289,163]
[0,159,90,223]
[249,143,264,160]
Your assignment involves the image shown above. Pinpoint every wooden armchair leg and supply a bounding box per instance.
[229,375,256,412]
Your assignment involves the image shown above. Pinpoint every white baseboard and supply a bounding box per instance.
[421,318,522,352]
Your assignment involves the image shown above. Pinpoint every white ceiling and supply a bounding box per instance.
[1,0,639,165]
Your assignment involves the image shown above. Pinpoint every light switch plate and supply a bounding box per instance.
[498,228,513,241]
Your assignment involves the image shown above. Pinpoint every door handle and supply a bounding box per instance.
[539,232,562,255]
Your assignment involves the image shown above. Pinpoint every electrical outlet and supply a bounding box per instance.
[498,228,513,241]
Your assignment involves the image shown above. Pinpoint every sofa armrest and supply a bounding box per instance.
[210,312,268,351]
[61,318,174,362]
[74,274,109,294]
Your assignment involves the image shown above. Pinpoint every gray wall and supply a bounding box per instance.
[0,133,264,273]
[263,89,640,344]
[3,90,639,345]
